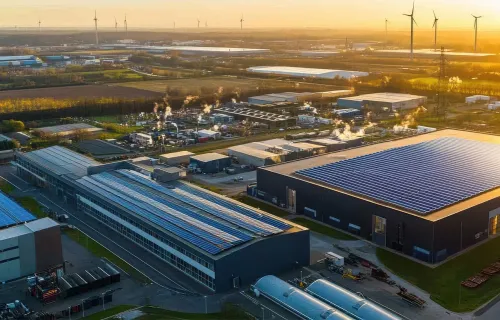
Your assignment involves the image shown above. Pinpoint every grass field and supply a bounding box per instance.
[377,236,500,312]
[292,217,357,241]
[0,180,15,194]
[83,305,252,320]
[0,84,162,100]
[233,195,289,218]
[17,197,47,219]
[63,229,151,284]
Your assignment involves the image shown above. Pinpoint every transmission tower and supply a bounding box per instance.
[436,46,447,122]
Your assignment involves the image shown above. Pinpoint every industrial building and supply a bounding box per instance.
[76,139,134,160]
[466,95,490,104]
[337,93,427,111]
[0,190,63,283]
[247,66,369,80]
[255,130,500,263]
[33,123,103,137]
[14,146,309,293]
[0,55,44,67]
[189,153,231,173]
[253,275,354,320]
[101,45,270,56]
[159,151,194,165]
[216,107,296,129]
[209,113,234,124]
[248,90,353,105]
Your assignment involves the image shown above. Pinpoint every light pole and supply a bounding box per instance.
[261,307,265,320]
[101,292,106,310]
[68,306,71,320]
[81,299,85,317]
[204,296,207,314]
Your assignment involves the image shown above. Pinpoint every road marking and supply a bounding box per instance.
[39,194,193,295]
[0,175,21,190]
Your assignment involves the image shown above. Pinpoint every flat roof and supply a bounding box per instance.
[339,92,426,103]
[76,139,133,156]
[34,123,103,135]
[76,170,295,256]
[217,107,294,121]
[25,217,59,232]
[191,153,229,162]
[247,66,369,78]
[376,49,495,57]
[309,139,346,146]
[18,146,99,178]
[0,55,36,61]
[229,145,282,160]
[160,151,195,158]
[262,130,500,221]
[0,191,36,229]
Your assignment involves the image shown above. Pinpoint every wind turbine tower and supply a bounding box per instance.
[432,11,439,51]
[240,15,244,30]
[472,15,482,52]
[205,21,208,28]
[403,1,417,61]
[385,18,389,46]
[38,19,41,32]
[93,11,99,45]
[124,15,128,37]
[115,17,118,32]
[197,19,200,29]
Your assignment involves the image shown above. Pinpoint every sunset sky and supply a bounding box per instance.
[1,0,500,30]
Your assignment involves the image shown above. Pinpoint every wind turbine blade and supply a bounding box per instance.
[412,0,415,15]
[433,10,436,19]
[432,20,436,28]
[413,18,418,27]
[403,14,411,17]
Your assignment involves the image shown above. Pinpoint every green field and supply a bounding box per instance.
[292,217,357,241]
[0,180,15,194]
[17,197,47,219]
[377,236,500,312]
[64,229,151,284]
[83,305,251,320]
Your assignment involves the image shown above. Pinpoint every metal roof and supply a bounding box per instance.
[34,123,103,135]
[75,170,291,255]
[190,153,229,162]
[160,151,195,159]
[306,279,403,320]
[296,137,500,215]
[21,146,99,178]
[0,191,36,229]
[0,55,37,61]
[247,66,369,79]
[25,217,59,232]
[254,275,354,320]
[339,93,425,104]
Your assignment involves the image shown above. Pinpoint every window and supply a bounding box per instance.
[374,216,386,234]
[304,207,316,218]
[329,216,340,223]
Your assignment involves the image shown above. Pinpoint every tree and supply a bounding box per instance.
[1,119,25,133]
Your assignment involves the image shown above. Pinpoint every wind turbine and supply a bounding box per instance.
[173,21,176,31]
[124,14,128,37]
[472,14,482,52]
[403,1,417,61]
[114,17,118,32]
[93,10,99,45]
[38,19,41,32]
[197,19,200,29]
[240,15,244,30]
[205,21,208,28]
[432,11,438,51]
[385,18,389,46]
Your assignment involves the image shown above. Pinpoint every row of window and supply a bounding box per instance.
[77,197,216,290]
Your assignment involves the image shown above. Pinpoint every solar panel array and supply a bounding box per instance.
[296,137,500,215]
[76,169,290,255]
[0,192,36,229]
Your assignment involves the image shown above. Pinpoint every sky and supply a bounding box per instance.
[1,0,500,30]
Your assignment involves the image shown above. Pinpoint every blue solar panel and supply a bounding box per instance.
[0,192,36,228]
[118,170,285,236]
[296,137,500,215]
[100,172,254,243]
[175,183,292,230]
[78,177,224,255]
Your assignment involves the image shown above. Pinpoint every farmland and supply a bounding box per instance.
[0,85,162,100]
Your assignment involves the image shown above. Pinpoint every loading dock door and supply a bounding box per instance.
[287,187,296,213]
[489,208,500,236]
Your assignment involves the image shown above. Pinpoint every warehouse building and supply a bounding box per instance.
[216,107,296,129]
[33,123,103,138]
[255,130,500,263]
[249,90,354,105]
[0,191,63,283]
[189,153,231,174]
[0,55,44,67]
[209,113,234,124]
[337,93,427,111]
[228,145,286,167]
[247,66,369,79]
[14,146,309,293]
[159,151,194,165]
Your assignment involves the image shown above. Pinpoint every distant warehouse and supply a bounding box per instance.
[14,146,310,293]
[216,107,296,129]
[255,130,500,264]
[248,90,353,105]
[0,55,44,67]
[337,92,427,111]
[247,66,369,80]
[33,123,103,138]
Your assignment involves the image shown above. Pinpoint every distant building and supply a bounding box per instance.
[130,133,153,145]
[159,151,195,165]
[337,92,427,111]
[33,123,103,138]
[0,55,44,67]
[209,113,234,124]
[298,114,333,125]
[466,95,490,104]
[216,107,296,129]
[247,66,369,80]
[190,153,231,173]
[197,129,221,139]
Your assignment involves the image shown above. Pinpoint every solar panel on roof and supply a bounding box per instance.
[296,137,500,215]
[0,192,36,228]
